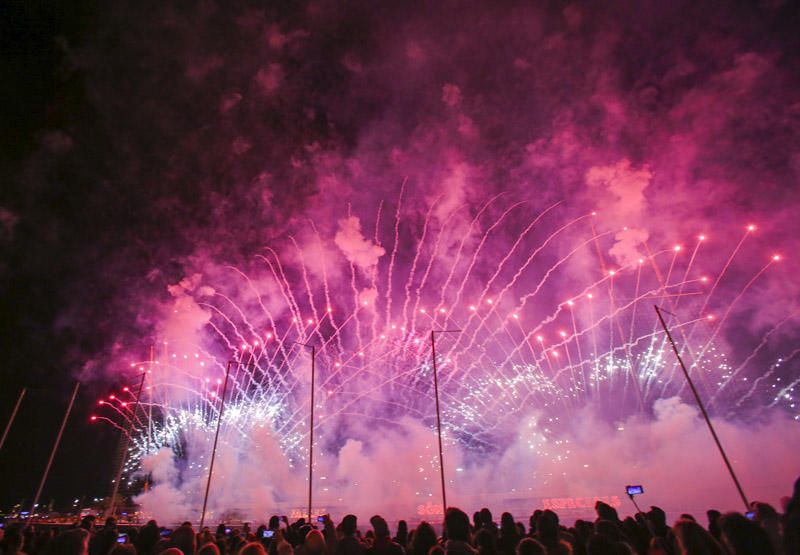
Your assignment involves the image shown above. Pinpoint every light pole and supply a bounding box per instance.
[430,329,460,513]
[293,342,317,522]
[654,306,750,510]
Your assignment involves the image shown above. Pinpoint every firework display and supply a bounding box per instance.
[90,198,795,520]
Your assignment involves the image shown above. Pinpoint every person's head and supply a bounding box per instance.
[536,510,559,542]
[428,546,445,555]
[751,502,778,523]
[80,516,96,531]
[305,530,326,553]
[51,529,90,555]
[719,512,774,555]
[172,525,197,555]
[445,508,471,542]
[515,538,545,555]
[411,521,437,554]
[370,516,390,540]
[595,501,618,523]
[106,518,118,529]
[341,515,358,536]
[396,521,408,538]
[648,506,667,530]
[276,540,293,555]
[474,529,496,553]
[673,519,723,555]
[679,514,695,522]
[500,513,515,534]
[198,543,220,555]
[479,508,493,527]
[268,516,280,530]
[158,548,184,555]
[239,542,267,555]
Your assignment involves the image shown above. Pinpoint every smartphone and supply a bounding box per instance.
[160,530,172,537]
[225,528,232,535]
[745,511,755,520]
[262,530,274,539]
[317,516,325,523]
[626,485,644,496]
[117,535,128,544]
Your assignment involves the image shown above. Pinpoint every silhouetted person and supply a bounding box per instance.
[533,511,569,555]
[172,525,196,555]
[394,522,408,549]
[784,477,800,555]
[673,519,724,555]
[706,511,721,542]
[719,512,774,555]
[51,529,91,555]
[90,518,119,555]
[514,539,545,555]
[497,513,519,555]
[366,517,402,555]
[444,508,476,555]
[336,516,364,555]
[408,523,437,555]
[473,530,497,555]
[478,510,496,535]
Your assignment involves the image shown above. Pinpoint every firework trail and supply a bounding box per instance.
[94,197,795,519]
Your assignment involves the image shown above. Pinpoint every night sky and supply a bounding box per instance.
[1,0,799,513]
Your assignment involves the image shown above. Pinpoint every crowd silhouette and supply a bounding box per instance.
[2,477,799,555]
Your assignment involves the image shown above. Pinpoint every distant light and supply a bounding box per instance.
[747,224,756,231]
[566,300,574,306]
[674,245,681,252]
[698,235,706,241]
[772,254,781,261]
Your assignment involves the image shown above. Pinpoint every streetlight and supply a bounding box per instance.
[292,341,317,522]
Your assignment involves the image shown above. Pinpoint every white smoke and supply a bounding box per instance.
[334,217,386,271]
[135,398,800,525]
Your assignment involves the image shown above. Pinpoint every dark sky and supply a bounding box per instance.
[1,0,799,512]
